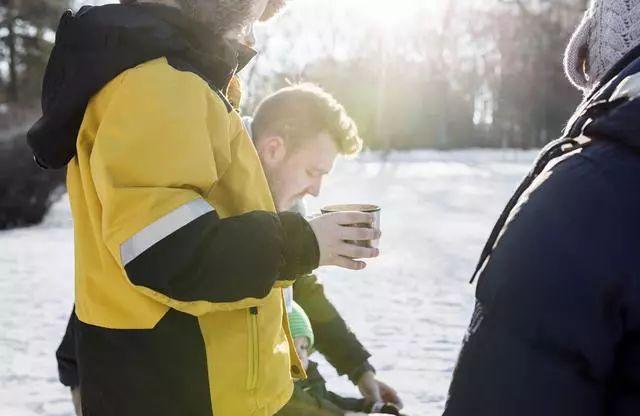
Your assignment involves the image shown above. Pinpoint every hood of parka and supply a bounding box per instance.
[27,2,255,169]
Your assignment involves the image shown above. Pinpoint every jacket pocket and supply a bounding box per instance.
[246,306,259,390]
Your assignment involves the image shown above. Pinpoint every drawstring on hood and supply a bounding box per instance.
[27,3,256,169]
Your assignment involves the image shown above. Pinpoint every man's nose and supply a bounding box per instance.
[307,178,322,197]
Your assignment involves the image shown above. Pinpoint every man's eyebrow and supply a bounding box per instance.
[311,167,331,175]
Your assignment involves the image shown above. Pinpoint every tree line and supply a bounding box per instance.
[243,0,591,150]
[0,0,71,229]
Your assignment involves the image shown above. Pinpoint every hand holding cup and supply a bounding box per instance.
[308,204,381,270]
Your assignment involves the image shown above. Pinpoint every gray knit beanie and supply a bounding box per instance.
[564,0,640,93]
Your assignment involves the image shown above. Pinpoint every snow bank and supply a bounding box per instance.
[0,149,536,415]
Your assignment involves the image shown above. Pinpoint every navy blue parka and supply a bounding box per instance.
[444,45,640,416]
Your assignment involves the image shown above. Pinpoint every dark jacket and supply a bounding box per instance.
[275,361,366,416]
[294,274,374,383]
[275,361,404,416]
[443,45,640,416]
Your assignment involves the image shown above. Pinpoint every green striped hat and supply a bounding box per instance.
[288,301,314,349]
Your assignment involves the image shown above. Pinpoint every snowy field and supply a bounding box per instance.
[0,149,537,415]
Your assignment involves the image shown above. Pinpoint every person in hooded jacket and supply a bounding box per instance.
[27,1,381,415]
[55,83,401,415]
[443,1,640,415]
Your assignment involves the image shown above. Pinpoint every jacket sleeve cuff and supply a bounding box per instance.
[277,212,320,280]
[349,360,376,385]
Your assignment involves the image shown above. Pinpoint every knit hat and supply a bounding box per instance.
[564,0,640,93]
[288,302,314,349]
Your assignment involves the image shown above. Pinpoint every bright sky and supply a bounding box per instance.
[252,0,457,69]
[330,0,448,25]
[76,0,459,70]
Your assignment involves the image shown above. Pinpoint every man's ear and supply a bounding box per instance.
[256,135,287,166]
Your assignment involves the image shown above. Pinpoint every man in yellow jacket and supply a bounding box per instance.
[27,1,380,415]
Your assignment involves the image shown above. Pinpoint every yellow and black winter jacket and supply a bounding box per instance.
[27,4,318,415]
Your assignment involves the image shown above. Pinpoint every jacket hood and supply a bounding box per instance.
[566,42,640,152]
[27,3,255,169]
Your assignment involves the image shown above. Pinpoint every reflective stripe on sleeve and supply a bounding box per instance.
[120,198,214,266]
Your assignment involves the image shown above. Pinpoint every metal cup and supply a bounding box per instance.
[320,204,381,248]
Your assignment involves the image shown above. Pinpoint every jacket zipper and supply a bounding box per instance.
[247,306,259,390]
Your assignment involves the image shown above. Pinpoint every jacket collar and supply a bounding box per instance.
[565,43,640,152]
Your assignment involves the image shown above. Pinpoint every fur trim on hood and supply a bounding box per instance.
[175,0,255,34]
[121,0,259,35]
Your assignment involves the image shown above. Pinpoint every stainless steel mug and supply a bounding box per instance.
[320,204,381,248]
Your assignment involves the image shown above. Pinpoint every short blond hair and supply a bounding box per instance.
[252,84,363,156]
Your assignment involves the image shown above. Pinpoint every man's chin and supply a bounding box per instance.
[274,200,291,213]
[279,198,302,213]
[282,201,295,212]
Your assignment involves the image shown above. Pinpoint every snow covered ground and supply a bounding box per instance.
[0,149,537,415]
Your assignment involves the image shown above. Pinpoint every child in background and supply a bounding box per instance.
[277,302,405,416]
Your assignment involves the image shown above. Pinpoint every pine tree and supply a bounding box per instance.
[0,0,72,103]
[0,0,71,229]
